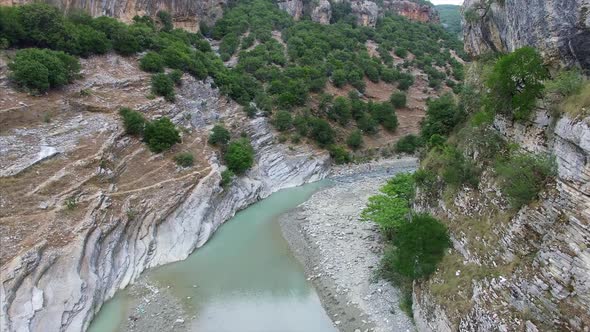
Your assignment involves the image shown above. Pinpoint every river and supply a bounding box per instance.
[88,180,338,332]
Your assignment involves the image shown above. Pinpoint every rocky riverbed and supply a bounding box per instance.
[280,158,417,332]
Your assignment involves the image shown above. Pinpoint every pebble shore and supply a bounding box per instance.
[279,157,417,332]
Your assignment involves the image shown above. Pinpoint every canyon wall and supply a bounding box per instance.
[462,0,590,71]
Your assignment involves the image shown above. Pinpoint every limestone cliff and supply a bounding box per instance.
[279,0,439,26]
[462,0,590,71]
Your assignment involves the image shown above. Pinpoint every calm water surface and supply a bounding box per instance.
[89,181,337,332]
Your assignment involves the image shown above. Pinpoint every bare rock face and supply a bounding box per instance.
[276,0,305,20]
[350,0,380,26]
[462,0,590,71]
[311,0,332,24]
[382,0,440,23]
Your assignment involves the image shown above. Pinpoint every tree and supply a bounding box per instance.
[329,145,351,164]
[329,96,352,126]
[143,117,180,152]
[390,213,450,279]
[389,92,407,108]
[332,69,347,88]
[8,48,79,93]
[151,73,175,102]
[224,138,255,174]
[273,110,293,131]
[395,134,422,154]
[420,93,463,141]
[17,3,65,48]
[140,52,165,72]
[119,108,146,136]
[157,10,173,32]
[486,47,548,121]
[346,130,363,150]
[308,117,335,147]
[208,124,231,146]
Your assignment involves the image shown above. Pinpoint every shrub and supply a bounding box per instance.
[174,152,194,167]
[140,52,165,72]
[440,146,480,188]
[495,152,556,209]
[545,69,585,98]
[332,69,347,88]
[208,124,231,146]
[389,92,407,108]
[421,93,463,141]
[220,169,235,187]
[329,96,352,126]
[151,73,175,101]
[144,117,181,152]
[328,145,351,164]
[273,110,293,131]
[560,82,590,118]
[397,76,414,91]
[395,134,422,154]
[308,117,335,147]
[388,213,450,279]
[119,107,146,136]
[8,48,80,93]
[486,47,548,121]
[361,173,414,238]
[112,27,142,55]
[17,3,65,48]
[168,69,183,86]
[346,130,363,150]
[224,138,255,174]
[293,115,309,136]
[157,10,173,32]
[357,113,379,135]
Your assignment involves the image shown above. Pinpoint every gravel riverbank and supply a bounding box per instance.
[279,157,417,332]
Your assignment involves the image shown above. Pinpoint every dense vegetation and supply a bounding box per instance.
[361,172,450,314]
[8,48,79,93]
[435,5,462,37]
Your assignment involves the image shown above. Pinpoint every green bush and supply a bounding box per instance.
[168,69,183,86]
[144,117,181,152]
[151,73,175,102]
[388,213,450,279]
[440,146,479,188]
[395,134,422,154]
[421,93,463,141]
[495,152,556,209]
[208,124,231,146]
[140,52,165,72]
[329,96,352,126]
[346,130,363,150]
[389,92,407,108]
[486,47,548,121]
[273,110,293,131]
[8,48,80,93]
[361,173,414,237]
[119,107,146,136]
[157,10,173,32]
[174,152,194,167]
[329,145,352,164]
[220,169,235,187]
[308,117,335,147]
[224,138,255,174]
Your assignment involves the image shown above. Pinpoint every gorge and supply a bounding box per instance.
[1,0,589,331]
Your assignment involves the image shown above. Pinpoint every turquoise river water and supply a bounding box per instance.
[88,180,338,332]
